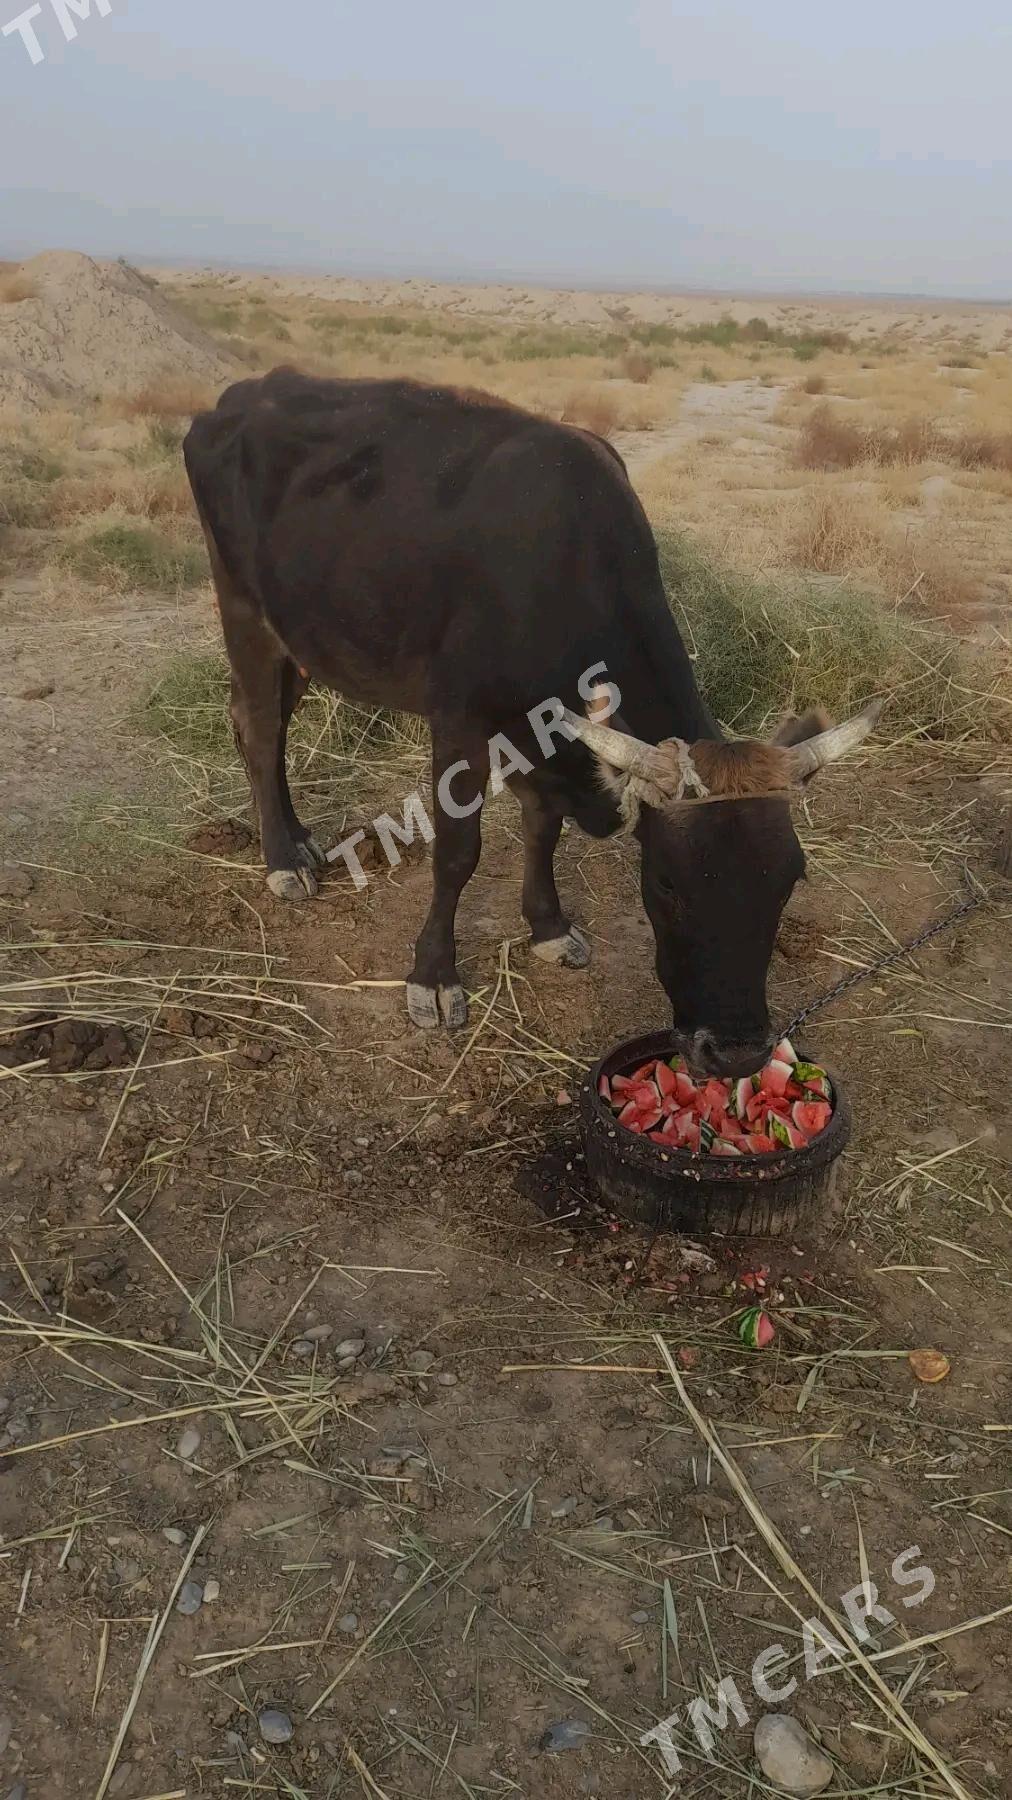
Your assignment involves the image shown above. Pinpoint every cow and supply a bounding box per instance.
[183,367,880,1077]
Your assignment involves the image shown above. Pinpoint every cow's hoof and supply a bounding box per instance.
[406,982,469,1030]
[267,866,318,901]
[531,925,591,970]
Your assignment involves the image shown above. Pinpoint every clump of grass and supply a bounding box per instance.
[619,348,654,384]
[119,380,215,420]
[792,492,875,573]
[699,365,719,383]
[138,650,425,787]
[0,440,64,527]
[59,523,206,592]
[799,403,1012,474]
[654,527,1005,741]
[801,373,826,395]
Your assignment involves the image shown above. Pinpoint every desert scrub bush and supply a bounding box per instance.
[560,387,620,437]
[619,348,654,383]
[801,373,826,395]
[59,523,207,591]
[0,441,63,526]
[654,527,1003,741]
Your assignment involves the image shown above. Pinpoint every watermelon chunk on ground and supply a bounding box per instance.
[774,1037,798,1065]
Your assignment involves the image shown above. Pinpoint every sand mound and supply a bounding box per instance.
[0,250,236,412]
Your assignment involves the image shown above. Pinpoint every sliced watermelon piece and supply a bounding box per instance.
[760,1058,794,1099]
[698,1079,729,1124]
[597,1074,612,1102]
[745,1092,768,1125]
[774,1037,798,1066]
[667,1054,687,1074]
[799,1072,832,1100]
[794,1060,828,1086]
[744,1132,778,1154]
[768,1112,808,1150]
[785,1078,805,1101]
[674,1070,698,1106]
[611,1073,635,1097]
[699,1119,716,1154]
[654,1061,679,1100]
[677,1118,701,1154]
[617,1100,642,1128]
[631,1061,659,1082]
[711,1136,744,1157]
[792,1098,831,1137]
[730,1077,757,1118]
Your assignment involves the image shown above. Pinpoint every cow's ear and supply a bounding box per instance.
[770,708,832,749]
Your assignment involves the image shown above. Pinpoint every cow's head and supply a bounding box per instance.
[565,697,882,1078]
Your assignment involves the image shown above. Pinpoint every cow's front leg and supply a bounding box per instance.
[406,731,489,1029]
[513,776,590,969]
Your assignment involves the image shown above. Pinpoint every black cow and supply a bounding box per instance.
[184,368,879,1075]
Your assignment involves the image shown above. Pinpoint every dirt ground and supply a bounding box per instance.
[2,355,1011,1798]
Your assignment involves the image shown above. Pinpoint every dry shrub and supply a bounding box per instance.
[801,373,826,395]
[792,491,875,573]
[560,387,620,438]
[117,380,216,419]
[620,348,654,384]
[951,430,1012,473]
[797,403,866,469]
[0,267,37,304]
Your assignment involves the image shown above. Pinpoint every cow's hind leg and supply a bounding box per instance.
[216,579,320,901]
[406,729,490,1029]
[513,776,590,969]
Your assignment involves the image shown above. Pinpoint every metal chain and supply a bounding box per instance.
[784,881,989,1037]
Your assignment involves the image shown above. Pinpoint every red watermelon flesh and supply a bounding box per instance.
[760,1058,794,1099]
[792,1098,831,1136]
[600,1052,834,1159]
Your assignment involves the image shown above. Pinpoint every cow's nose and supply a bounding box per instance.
[692,1029,775,1080]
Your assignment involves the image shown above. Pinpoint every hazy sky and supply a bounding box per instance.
[3,1,1011,296]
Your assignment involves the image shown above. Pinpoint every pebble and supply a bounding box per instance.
[176,1579,204,1616]
[538,1718,591,1753]
[259,1707,294,1745]
[202,1577,220,1602]
[630,1609,650,1625]
[302,1324,333,1343]
[338,1612,359,1634]
[406,1350,437,1373]
[551,1496,578,1519]
[436,1372,458,1387]
[754,1715,834,1797]
[333,1337,366,1361]
[177,1427,201,1462]
[291,1339,315,1358]
[163,1527,188,1547]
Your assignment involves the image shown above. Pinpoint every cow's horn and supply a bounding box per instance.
[788,698,884,780]
[561,709,653,772]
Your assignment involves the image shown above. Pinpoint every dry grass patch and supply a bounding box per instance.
[116,379,218,419]
[792,490,877,573]
[560,387,620,437]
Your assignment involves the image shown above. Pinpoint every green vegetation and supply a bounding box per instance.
[655,528,1002,741]
[60,523,207,591]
